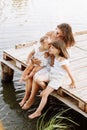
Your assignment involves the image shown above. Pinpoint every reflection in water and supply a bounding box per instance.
[2,82,19,109]
[0,81,37,130]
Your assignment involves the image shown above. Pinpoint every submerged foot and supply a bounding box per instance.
[28,111,41,119]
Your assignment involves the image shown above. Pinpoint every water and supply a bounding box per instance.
[0,0,87,129]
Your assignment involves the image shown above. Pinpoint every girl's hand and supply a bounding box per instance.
[26,60,31,65]
[69,82,76,88]
[32,58,41,65]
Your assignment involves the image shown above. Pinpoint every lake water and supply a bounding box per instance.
[0,0,87,130]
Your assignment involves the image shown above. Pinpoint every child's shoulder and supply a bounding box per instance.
[59,57,65,62]
[59,57,69,65]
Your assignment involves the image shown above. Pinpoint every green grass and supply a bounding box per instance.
[37,108,79,130]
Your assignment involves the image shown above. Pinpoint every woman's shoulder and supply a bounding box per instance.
[46,30,54,37]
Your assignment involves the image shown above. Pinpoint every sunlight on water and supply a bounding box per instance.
[0,0,87,50]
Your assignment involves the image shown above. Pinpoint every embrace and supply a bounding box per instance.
[19,23,76,119]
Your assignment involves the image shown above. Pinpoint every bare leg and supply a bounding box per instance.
[35,74,48,89]
[22,80,40,110]
[28,86,54,119]
[28,66,42,78]
[19,78,33,107]
[19,64,34,82]
[22,73,48,109]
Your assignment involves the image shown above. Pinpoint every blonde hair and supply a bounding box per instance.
[40,35,49,43]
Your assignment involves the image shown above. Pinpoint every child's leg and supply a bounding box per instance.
[28,86,54,119]
[19,63,34,82]
[35,73,49,89]
[19,78,33,107]
[28,66,43,78]
[22,80,40,110]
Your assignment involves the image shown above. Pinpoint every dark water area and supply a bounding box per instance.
[0,77,87,130]
[0,75,37,130]
[0,0,87,129]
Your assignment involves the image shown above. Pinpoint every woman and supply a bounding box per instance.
[21,23,75,110]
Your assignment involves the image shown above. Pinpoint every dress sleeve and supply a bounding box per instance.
[60,59,69,66]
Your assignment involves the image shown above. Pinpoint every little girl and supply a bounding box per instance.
[28,40,76,119]
[19,35,52,82]
[19,35,53,107]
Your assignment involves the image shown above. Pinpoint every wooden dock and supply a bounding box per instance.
[0,32,87,118]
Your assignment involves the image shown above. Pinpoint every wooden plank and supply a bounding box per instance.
[0,59,23,74]
[51,92,87,118]
[70,49,86,61]
[78,101,85,111]
[74,31,87,36]
[3,52,26,71]
[75,34,87,42]
[76,42,87,50]
[15,41,37,49]
[58,88,86,112]
[85,104,87,113]
[59,81,87,102]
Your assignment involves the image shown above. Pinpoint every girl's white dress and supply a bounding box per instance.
[47,58,69,90]
[33,47,50,67]
[34,48,71,86]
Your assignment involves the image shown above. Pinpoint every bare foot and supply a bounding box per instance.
[28,111,41,119]
[19,100,26,107]
[22,99,35,110]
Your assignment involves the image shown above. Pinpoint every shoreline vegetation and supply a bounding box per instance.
[37,108,79,130]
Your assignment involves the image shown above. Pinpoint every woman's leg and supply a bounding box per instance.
[19,78,33,107]
[28,86,54,119]
[22,79,40,110]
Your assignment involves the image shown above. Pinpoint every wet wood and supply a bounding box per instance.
[1,62,14,83]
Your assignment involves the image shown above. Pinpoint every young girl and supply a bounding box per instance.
[28,40,76,119]
[19,35,51,82]
[19,35,52,107]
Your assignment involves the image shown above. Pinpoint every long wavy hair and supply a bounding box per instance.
[57,23,75,47]
[51,40,69,59]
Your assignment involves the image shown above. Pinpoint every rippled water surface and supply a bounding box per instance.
[0,0,87,130]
